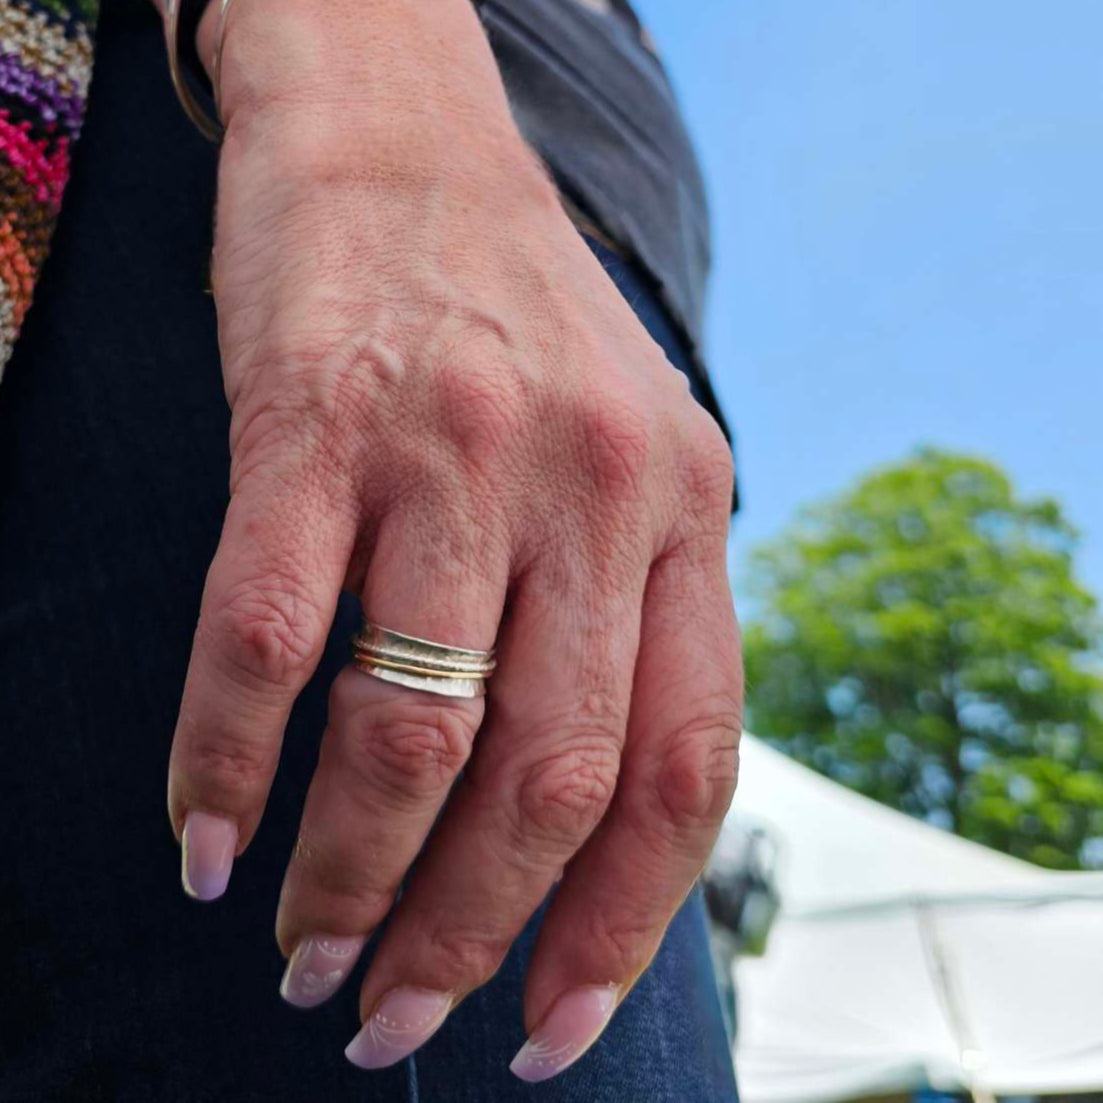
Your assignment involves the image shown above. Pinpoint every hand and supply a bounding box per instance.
[168,0,742,1081]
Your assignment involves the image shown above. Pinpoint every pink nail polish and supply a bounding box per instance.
[510,985,619,1083]
[345,988,453,1070]
[280,935,365,1009]
[180,811,237,901]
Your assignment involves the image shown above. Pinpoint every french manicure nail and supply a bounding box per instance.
[181,810,237,901]
[510,985,619,1083]
[345,988,453,1069]
[280,934,365,1009]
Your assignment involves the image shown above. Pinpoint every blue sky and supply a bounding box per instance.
[632,0,1103,606]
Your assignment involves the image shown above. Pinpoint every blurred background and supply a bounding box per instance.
[629,1,1103,1100]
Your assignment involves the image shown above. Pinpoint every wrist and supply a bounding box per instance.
[202,0,556,217]
[197,0,515,141]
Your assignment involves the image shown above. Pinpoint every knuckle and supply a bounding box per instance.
[424,923,505,990]
[186,736,275,803]
[290,833,396,925]
[574,396,654,501]
[208,577,325,690]
[341,699,478,804]
[512,736,622,846]
[229,360,329,460]
[680,414,735,515]
[228,403,294,482]
[228,369,362,504]
[582,908,659,980]
[653,712,742,835]
[438,365,525,471]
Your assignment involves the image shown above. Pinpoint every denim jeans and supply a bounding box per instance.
[0,2,738,1100]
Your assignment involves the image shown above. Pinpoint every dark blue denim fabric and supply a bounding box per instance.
[0,2,737,1100]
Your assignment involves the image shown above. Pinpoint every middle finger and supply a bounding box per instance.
[274,501,508,1007]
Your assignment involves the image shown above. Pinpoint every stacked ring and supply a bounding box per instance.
[352,623,497,699]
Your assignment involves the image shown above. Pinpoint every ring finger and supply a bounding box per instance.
[341,543,649,1067]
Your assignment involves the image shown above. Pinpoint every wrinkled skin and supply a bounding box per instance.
[166,0,742,1073]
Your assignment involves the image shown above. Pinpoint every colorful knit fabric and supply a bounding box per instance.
[0,0,96,380]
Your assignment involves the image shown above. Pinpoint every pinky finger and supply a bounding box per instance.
[513,536,742,1082]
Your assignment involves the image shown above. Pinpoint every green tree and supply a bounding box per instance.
[743,448,1103,870]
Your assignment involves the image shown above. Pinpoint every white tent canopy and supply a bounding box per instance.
[720,736,1103,1103]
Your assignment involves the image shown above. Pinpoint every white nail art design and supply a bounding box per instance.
[345,989,454,1070]
[280,934,364,1009]
[298,966,346,998]
[515,1036,579,1073]
[510,985,619,1083]
[317,938,358,957]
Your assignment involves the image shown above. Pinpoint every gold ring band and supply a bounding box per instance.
[352,655,492,681]
[351,622,496,699]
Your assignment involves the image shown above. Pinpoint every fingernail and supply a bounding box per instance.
[181,811,237,901]
[345,988,453,1069]
[280,934,365,1009]
[510,985,619,1083]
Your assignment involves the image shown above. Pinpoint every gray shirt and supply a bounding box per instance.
[475,0,731,444]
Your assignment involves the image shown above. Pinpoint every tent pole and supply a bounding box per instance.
[918,905,997,1103]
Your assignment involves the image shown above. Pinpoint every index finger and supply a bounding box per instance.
[168,471,353,900]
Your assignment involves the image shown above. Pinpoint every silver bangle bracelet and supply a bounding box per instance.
[164,0,239,143]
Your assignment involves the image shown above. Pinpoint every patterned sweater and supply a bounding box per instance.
[0,0,94,379]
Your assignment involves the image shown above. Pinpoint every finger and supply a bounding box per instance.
[169,469,353,901]
[274,501,509,1008]
[513,534,741,1082]
[342,550,647,1067]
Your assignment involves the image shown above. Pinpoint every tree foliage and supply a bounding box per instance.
[743,449,1103,869]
